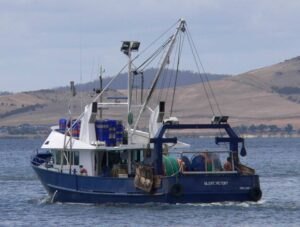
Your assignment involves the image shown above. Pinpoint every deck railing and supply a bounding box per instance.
[170,150,236,174]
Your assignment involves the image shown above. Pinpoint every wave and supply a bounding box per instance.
[25,198,300,213]
[0,175,37,181]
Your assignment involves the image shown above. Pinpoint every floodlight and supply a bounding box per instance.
[121,41,131,53]
[211,116,229,124]
[121,41,140,55]
[131,41,140,51]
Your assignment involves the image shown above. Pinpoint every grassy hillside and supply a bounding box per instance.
[0,57,300,132]
[0,89,124,126]
[234,56,300,104]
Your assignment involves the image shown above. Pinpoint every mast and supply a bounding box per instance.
[132,19,186,134]
[128,50,132,118]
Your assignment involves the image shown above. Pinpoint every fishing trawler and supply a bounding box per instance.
[31,19,262,204]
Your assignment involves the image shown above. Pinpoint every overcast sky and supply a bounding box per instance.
[1,0,300,92]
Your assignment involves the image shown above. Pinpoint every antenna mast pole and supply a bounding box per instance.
[99,66,104,119]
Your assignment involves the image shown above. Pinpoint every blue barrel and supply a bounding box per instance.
[107,120,117,147]
[95,120,109,144]
[95,120,103,141]
[95,119,122,146]
[107,120,117,131]
[191,154,206,171]
[71,119,81,139]
[181,156,191,171]
[59,118,67,133]
[116,120,123,146]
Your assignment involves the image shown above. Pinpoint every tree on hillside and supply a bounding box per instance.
[248,125,257,132]
[284,124,293,134]
[240,125,248,133]
[269,125,280,133]
[258,124,268,132]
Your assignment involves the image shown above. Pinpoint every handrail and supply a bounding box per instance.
[30,154,53,167]
[149,123,243,175]
[170,150,231,154]
[31,159,47,165]
[182,171,237,174]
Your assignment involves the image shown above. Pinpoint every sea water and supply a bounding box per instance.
[0,137,299,226]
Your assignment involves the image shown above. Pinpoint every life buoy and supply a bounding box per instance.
[250,187,262,201]
[170,183,184,197]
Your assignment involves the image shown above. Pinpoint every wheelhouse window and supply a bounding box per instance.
[95,149,146,177]
[53,150,79,165]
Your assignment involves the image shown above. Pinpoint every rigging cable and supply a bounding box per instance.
[103,21,178,105]
[92,64,127,103]
[130,20,180,71]
[157,58,169,102]
[170,32,185,117]
[135,20,179,60]
[158,36,179,102]
[185,25,227,146]
[186,25,223,116]
[137,37,172,72]
[185,29,216,116]
[165,33,181,104]
[154,40,170,102]
[93,20,180,112]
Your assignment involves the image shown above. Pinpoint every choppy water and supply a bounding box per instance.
[0,137,299,226]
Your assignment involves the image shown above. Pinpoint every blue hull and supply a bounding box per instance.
[32,166,262,204]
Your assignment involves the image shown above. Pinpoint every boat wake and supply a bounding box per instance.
[33,199,267,209]
[27,197,51,205]
[182,199,266,208]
